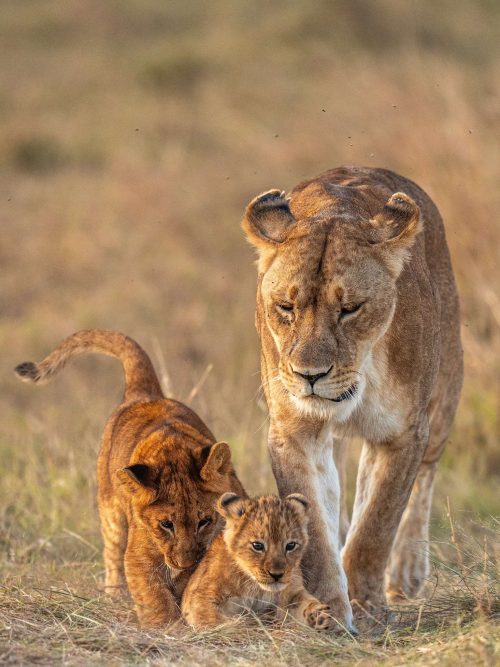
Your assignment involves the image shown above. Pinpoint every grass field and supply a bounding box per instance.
[1,1,499,664]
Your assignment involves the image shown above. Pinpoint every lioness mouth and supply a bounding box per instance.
[330,384,358,403]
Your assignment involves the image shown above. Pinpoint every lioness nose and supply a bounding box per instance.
[291,365,333,387]
[267,570,284,581]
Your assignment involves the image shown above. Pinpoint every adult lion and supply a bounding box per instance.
[242,166,463,627]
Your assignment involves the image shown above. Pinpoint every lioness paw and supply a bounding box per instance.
[304,602,332,630]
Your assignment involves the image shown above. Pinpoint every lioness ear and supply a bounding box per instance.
[200,441,232,483]
[370,192,422,276]
[117,464,159,494]
[242,190,296,269]
[217,492,246,519]
[286,493,309,514]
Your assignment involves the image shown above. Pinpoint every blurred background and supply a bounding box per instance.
[1,1,499,564]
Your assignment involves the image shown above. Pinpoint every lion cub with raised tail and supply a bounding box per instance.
[15,330,244,628]
[182,493,332,630]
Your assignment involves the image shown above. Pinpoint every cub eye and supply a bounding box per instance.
[285,541,297,552]
[340,303,363,318]
[251,541,265,552]
[198,518,212,530]
[159,520,174,531]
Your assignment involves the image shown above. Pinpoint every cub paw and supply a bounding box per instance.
[303,602,332,630]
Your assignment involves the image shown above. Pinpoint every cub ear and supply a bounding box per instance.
[200,441,232,484]
[286,493,309,514]
[116,464,159,495]
[216,492,247,519]
[242,190,296,268]
[370,192,422,276]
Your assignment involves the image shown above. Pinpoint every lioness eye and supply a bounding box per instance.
[285,541,297,552]
[340,303,363,318]
[276,302,293,314]
[251,541,265,552]
[160,520,174,531]
[198,518,212,530]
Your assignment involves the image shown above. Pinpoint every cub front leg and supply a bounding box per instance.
[182,581,228,629]
[99,497,128,598]
[281,581,332,630]
[268,423,353,631]
[301,599,332,630]
[294,593,332,630]
[124,540,179,628]
[183,598,227,629]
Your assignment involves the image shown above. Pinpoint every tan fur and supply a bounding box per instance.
[182,494,333,631]
[242,166,463,622]
[15,330,245,627]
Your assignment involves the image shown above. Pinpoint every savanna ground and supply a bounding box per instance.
[0,1,499,664]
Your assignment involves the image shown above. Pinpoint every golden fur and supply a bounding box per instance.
[182,494,333,630]
[15,330,245,627]
[242,166,463,623]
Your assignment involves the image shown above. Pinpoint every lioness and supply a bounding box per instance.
[182,493,333,630]
[15,330,245,627]
[242,166,463,624]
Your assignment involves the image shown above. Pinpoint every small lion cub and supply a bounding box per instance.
[182,493,332,630]
[15,330,244,628]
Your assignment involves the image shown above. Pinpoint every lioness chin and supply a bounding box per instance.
[15,329,245,627]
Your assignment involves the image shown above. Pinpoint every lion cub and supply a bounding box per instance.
[15,330,244,627]
[182,493,332,630]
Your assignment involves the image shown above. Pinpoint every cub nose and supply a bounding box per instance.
[291,365,333,387]
[267,570,284,581]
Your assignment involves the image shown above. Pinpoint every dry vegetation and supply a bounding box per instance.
[1,1,499,664]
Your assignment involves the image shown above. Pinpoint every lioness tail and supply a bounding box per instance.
[15,330,164,402]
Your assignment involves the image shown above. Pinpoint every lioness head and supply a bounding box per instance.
[117,438,234,571]
[242,182,422,421]
[217,493,309,592]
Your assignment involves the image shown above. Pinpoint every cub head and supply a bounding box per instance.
[117,437,236,571]
[242,183,422,421]
[217,493,309,592]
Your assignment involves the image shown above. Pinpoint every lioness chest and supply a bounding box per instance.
[330,349,412,443]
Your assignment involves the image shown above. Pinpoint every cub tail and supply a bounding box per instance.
[15,330,164,402]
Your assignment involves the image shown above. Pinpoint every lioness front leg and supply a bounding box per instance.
[343,423,428,612]
[124,545,179,627]
[332,437,350,546]
[268,424,353,631]
[385,460,436,602]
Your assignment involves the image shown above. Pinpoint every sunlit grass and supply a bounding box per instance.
[1,522,498,665]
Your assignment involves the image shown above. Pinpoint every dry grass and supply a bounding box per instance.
[1,0,499,663]
[1,521,499,665]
